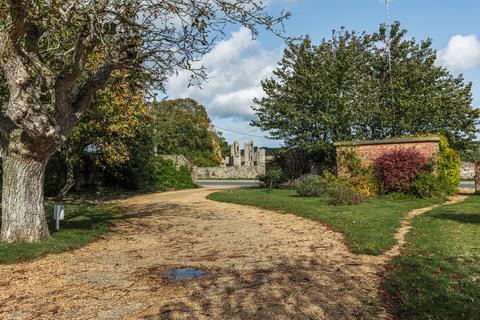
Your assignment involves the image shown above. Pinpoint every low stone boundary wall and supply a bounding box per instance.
[196,165,266,179]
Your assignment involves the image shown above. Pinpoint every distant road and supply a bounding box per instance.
[196,180,262,189]
[197,180,475,190]
[460,181,474,190]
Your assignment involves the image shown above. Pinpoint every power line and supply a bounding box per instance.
[213,125,268,139]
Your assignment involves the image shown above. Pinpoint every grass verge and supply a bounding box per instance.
[0,201,124,264]
[207,188,441,255]
[385,195,479,319]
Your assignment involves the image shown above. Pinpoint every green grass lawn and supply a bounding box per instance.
[0,202,124,264]
[208,189,442,255]
[385,195,480,319]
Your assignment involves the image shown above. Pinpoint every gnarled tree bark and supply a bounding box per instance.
[1,149,50,243]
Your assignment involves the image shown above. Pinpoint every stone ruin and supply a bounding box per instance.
[221,141,266,168]
[195,141,266,179]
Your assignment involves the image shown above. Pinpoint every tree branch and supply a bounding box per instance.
[23,21,55,88]
[57,32,99,89]
[54,23,101,125]
[60,61,114,137]
[8,0,27,42]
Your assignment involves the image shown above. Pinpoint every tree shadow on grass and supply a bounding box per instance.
[430,213,480,225]
[49,202,183,232]
[0,201,185,264]
[384,255,480,319]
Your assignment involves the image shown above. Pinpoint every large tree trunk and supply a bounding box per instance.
[1,151,50,243]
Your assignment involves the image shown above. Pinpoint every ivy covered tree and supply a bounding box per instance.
[154,98,227,167]
[0,1,289,242]
[253,22,479,161]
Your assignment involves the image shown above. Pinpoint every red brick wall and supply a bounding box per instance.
[334,137,441,171]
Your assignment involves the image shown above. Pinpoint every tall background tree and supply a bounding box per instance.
[253,22,479,172]
[0,1,289,242]
[153,98,228,167]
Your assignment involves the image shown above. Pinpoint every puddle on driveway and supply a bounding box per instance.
[164,268,206,281]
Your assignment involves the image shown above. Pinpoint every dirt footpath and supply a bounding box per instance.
[0,188,414,319]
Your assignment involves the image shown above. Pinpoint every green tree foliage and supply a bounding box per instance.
[437,137,461,194]
[48,91,228,196]
[45,72,152,196]
[71,79,151,169]
[459,141,480,162]
[129,158,197,192]
[153,98,228,167]
[260,168,283,191]
[253,23,479,157]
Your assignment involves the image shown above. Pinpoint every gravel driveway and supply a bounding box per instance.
[0,188,393,319]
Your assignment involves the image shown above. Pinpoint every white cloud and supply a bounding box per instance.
[165,27,280,121]
[438,34,480,72]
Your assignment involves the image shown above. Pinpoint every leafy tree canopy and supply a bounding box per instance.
[153,98,228,167]
[252,22,479,156]
[46,71,152,197]
[68,75,150,168]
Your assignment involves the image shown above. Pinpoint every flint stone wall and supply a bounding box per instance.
[196,165,266,179]
[334,137,441,173]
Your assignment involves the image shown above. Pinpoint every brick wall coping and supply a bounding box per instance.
[333,136,441,147]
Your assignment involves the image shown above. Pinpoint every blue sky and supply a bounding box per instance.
[166,0,480,147]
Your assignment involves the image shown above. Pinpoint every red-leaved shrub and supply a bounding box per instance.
[375,148,428,193]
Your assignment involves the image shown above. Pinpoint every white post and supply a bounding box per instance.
[53,204,65,230]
